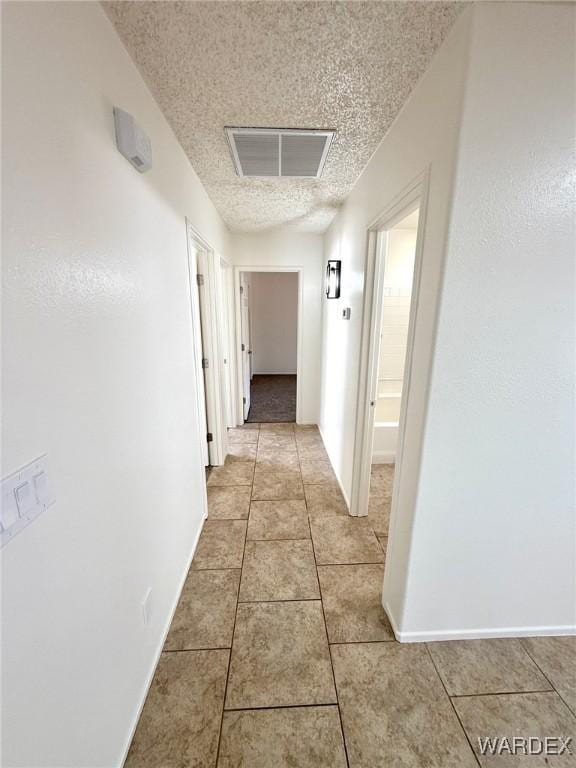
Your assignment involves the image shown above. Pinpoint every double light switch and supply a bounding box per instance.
[1,455,53,547]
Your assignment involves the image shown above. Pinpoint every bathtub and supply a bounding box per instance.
[373,394,400,464]
[373,421,398,464]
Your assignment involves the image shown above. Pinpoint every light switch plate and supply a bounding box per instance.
[142,588,153,625]
[1,455,54,547]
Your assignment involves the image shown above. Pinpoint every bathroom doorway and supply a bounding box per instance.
[368,208,419,540]
[350,171,429,534]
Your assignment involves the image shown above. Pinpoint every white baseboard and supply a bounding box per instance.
[253,371,297,375]
[119,509,207,765]
[383,600,576,642]
[318,424,350,511]
[372,451,395,464]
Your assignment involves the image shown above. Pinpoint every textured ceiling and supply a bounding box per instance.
[104,1,462,233]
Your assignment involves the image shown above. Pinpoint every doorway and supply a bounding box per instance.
[350,172,428,526]
[186,221,229,466]
[235,268,302,424]
[368,207,419,539]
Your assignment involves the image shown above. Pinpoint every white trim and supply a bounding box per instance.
[185,229,210,468]
[318,423,351,511]
[220,260,237,429]
[120,505,208,765]
[234,266,304,424]
[383,601,576,643]
[186,220,228,465]
[252,370,297,376]
[350,169,431,519]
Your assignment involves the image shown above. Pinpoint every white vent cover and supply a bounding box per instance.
[225,127,335,178]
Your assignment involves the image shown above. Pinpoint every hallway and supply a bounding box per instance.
[125,424,575,767]
[246,374,297,423]
[3,3,575,765]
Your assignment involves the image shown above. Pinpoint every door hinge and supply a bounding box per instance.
[240,285,244,294]
[241,343,245,352]
[207,432,213,442]
[202,357,209,369]
[196,273,205,286]
[243,396,246,404]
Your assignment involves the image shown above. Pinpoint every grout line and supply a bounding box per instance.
[238,596,322,604]
[329,638,397,645]
[425,644,482,767]
[214,486,248,767]
[315,560,385,566]
[450,688,555,699]
[307,508,351,768]
[223,700,340,713]
[163,646,232,653]
[246,537,311,542]
[516,640,576,716]
[315,561,385,569]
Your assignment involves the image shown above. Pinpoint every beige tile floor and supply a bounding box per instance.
[126,427,576,767]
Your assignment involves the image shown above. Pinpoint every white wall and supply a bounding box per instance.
[249,272,298,374]
[231,230,324,424]
[320,2,576,640]
[375,227,417,423]
[395,2,576,640]
[1,3,229,767]
[320,9,472,507]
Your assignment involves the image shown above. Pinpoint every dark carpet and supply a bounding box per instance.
[246,374,297,423]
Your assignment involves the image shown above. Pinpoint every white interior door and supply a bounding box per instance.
[196,249,222,465]
[225,267,237,427]
[220,261,236,429]
[188,244,209,467]
[240,274,251,420]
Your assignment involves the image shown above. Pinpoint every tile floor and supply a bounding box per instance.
[126,426,576,767]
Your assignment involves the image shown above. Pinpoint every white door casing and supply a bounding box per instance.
[186,220,228,466]
[350,169,430,519]
[240,274,251,420]
[234,266,304,425]
[186,240,209,467]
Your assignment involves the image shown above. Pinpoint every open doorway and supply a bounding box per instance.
[351,172,428,534]
[186,221,229,467]
[236,269,301,424]
[368,207,419,540]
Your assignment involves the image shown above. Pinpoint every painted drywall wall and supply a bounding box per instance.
[375,227,418,423]
[320,7,473,516]
[231,230,324,423]
[320,2,575,640]
[395,2,576,639]
[249,272,298,374]
[1,3,230,767]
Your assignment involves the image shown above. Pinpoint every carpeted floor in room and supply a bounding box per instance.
[246,374,296,423]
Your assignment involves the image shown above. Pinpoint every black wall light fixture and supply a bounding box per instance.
[326,260,341,299]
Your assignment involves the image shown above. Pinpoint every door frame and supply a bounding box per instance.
[233,266,304,424]
[221,260,237,428]
[186,219,228,466]
[349,168,430,517]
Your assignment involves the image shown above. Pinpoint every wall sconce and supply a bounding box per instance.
[326,260,341,299]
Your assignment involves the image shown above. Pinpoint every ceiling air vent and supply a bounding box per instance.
[225,127,335,179]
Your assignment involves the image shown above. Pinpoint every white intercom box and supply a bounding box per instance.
[113,107,152,173]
